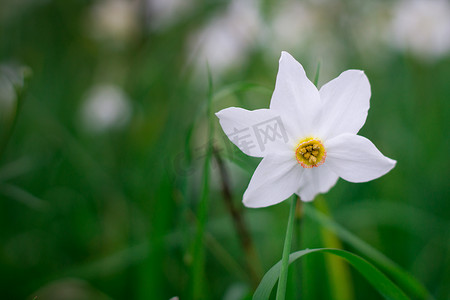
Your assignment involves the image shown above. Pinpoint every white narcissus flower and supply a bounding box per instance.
[216,52,396,208]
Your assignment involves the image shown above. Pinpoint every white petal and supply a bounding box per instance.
[216,107,292,157]
[325,133,396,183]
[270,51,321,137]
[296,165,339,202]
[318,70,371,139]
[243,153,302,208]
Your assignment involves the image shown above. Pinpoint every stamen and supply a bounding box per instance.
[295,137,326,168]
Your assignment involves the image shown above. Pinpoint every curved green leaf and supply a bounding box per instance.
[253,248,409,300]
[304,205,432,299]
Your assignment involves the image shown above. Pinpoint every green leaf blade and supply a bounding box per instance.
[253,248,409,300]
[304,205,432,299]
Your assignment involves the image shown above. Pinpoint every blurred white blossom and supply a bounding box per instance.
[265,0,344,84]
[389,0,450,61]
[145,0,194,31]
[87,0,139,46]
[80,84,132,134]
[269,2,319,53]
[188,0,262,75]
[343,2,392,68]
[0,63,30,121]
[0,72,16,115]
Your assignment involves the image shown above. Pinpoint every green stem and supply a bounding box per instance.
[191,67,214,299]
[276,196,298,300]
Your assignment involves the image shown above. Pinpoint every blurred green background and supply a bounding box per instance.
[0,0,449,299]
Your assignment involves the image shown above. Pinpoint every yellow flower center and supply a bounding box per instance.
[295,137,326,168]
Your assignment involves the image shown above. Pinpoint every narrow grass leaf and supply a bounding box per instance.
[191,67,214,299]
[304,205,432,299]
[253,248,409,300]
[313,61,321,87]
[0,183,49,211]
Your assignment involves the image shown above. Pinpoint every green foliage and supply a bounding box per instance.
[0,0,448,299]
[304,204,433,299]
[253,248,409,300]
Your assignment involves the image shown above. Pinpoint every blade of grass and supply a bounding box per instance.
[335,200,449,247]
[0,183,49,211]
[254,248,409,300]
[313,61,321,87]
[0,157,35,182]
[304,204,432,300]
[191,67,214,299]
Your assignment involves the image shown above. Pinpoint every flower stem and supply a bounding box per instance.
[276,195,298,300]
